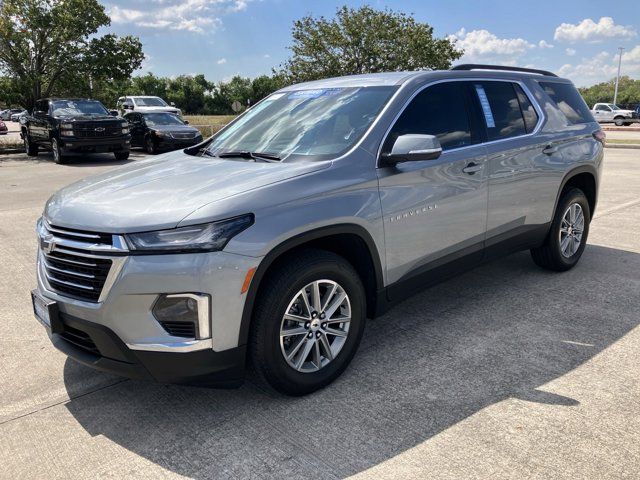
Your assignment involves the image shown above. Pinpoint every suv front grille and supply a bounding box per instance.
[72,121,123,138]
[38,223,124,303]
[43,250,112,302]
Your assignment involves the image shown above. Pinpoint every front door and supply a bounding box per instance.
[377,81,488,295]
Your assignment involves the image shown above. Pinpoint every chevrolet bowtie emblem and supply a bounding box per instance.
[41,233,56,254]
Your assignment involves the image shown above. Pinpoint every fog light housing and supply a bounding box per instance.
[152,293,210,339]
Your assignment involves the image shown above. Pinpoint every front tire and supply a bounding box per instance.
[23,132,38,156]
[531,188,590,271]
[145,136,157,155]
[614,117,625,127]
[51,137,67,164]
[249,249,366,396]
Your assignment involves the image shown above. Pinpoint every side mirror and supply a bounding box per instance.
[183,120,189,125]
[109,110,118,117]
[379,134,442,166]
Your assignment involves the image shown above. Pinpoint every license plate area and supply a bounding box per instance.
[31,290,63,334]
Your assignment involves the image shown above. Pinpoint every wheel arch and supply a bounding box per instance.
[554,165,598,218]
[237,224,384,348]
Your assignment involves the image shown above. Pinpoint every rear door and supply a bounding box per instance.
[473,80,553,250]
[377,81,488,292]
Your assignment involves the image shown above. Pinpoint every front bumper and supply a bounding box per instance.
[35,245,261,386]
[37,308,245,386]
[59,135,131,153]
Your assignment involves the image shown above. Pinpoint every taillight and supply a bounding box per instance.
[593,130,606,145]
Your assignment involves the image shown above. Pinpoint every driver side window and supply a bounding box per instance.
[383,82,472,153]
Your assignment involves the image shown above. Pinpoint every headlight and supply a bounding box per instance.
[61,123,73,129]
[60,130,74,137]
[153,130,167,138]
[125,214,254,253]
[121,127,129,134]
[120,121,128,127]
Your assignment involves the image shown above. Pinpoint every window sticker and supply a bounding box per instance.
[474,84,495,128]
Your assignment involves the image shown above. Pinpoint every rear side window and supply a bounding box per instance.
[539,82,592,124]
[384,82,472,152]
[514,84,539,133]
[473,82,527,141]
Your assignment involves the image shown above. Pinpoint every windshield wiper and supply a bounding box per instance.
[218,150,281,162]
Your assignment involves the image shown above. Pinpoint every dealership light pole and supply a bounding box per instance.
[613,47,624,106]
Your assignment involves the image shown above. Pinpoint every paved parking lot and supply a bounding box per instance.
[1,149,639,479]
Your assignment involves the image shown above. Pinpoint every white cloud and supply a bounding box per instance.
[557,47,640,86]
[538,40,554,49]
[108,0,250,34]
[217,58,227,64]
[263,54,271,58]
[449,29,535,64]
[566,48,576,56]
[554,17,637,43]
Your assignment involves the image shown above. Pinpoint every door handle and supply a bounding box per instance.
[542,145,558,155]
[462,162,483,175]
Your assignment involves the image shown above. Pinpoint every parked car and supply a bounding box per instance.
[591,103,639,126]
[21,98,130,163]
[32,65,603,395]
[10,109,26,122]
[16,110,28,125]
[116,96,181,116]
[0,120,7,135]
[124,111,202,154]
[1,108,23,121]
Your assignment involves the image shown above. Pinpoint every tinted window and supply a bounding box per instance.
[474,82,527,140]
[384,82,471,152]
[595,104,610,111]
[539,82,593,124]
[514,84,539,133]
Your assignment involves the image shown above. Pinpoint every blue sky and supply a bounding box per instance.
[101,0,640,87]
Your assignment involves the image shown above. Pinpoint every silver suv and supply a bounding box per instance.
[32,65,604,395]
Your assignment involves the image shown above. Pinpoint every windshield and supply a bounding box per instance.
[134,97,168,107]
[205,86,397,161]
[608,104,620,110]
[52,100,108,117]
[143,112,185,126]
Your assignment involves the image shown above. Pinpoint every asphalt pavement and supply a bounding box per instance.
[1,149,639,479]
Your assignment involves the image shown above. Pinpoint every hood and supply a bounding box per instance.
[151,124,200,134]
[56,114,118,122]
[44,151,330,232]
[135,106,180,114]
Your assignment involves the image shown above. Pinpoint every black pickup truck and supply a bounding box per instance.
[21,98,131,163]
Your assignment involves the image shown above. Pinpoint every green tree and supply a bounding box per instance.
[0,0,144,109]
[579,77,640,107]
[278,6,463,83]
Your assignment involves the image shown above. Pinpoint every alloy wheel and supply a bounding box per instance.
[279,279,351,373]
[559,202,584,258]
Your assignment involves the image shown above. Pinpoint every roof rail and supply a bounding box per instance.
[451,64,558,77]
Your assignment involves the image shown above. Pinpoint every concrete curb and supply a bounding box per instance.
[602,126,640,132]
[605,143,640,149]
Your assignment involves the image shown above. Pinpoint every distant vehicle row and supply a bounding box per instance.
[1,108,26,121]
[20,97,202,163]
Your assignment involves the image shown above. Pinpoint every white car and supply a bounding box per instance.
[116,96,181,117]
[591,103,639,126]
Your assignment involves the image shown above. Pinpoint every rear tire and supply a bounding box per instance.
[114,151,130,161]
[23,132,38,156]
[531,188,590,271]
[249,249,366,396]
[51,137,67,164]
